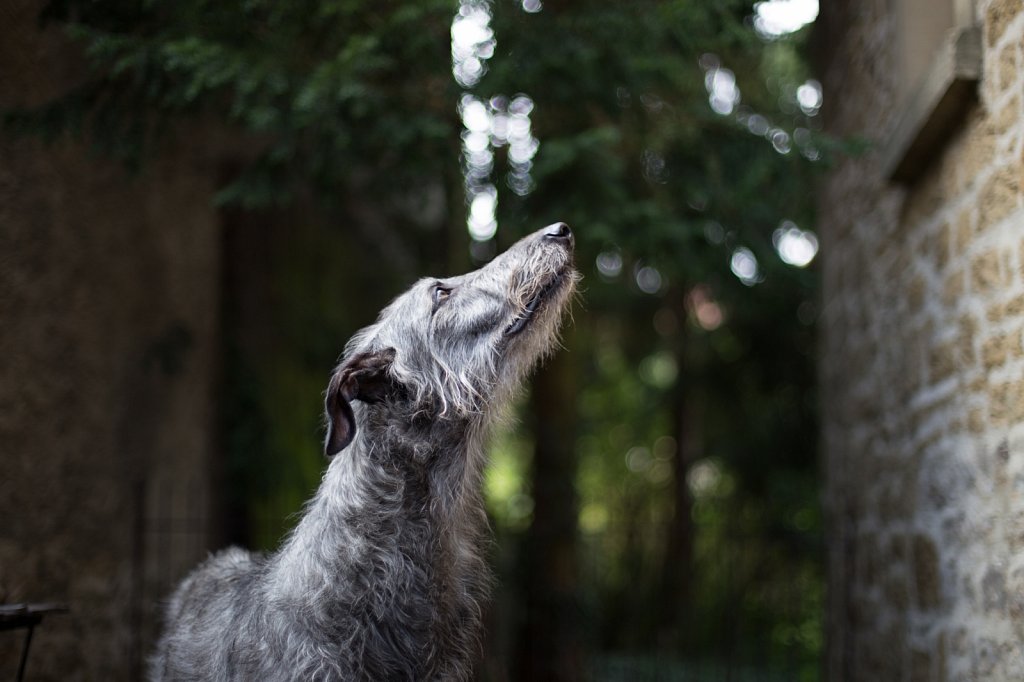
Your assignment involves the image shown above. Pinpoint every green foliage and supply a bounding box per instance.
[19,0,460,205]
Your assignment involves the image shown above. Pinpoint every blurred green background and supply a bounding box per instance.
[12,0,826,678]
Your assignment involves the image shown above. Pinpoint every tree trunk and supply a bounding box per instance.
[655,327,696,652]
[516,338,583,681]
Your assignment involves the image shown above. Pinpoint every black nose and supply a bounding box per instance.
[543,222,572,242]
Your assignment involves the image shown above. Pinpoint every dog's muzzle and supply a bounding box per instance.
[503,223,575,336]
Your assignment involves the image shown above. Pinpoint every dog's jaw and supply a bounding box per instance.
[503,269,573,336]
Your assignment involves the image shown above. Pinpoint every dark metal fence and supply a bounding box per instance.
[129,474,212,679]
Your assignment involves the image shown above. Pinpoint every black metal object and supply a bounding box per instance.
[0,603,68,682]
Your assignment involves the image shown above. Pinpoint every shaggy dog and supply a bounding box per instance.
[151,223,577,681]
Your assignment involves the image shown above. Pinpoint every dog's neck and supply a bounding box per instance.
[265,405,492,678]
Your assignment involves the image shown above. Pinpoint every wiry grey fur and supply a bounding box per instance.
[151,224,578,681]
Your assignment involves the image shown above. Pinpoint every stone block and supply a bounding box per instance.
[1021,239,1024,281]
[1007,295,1024,319]
[913,533,942,610]
[971,248,1008,292]
[982,566,1008,613]
[955,208,974,251]
[991,298,1023,326]
[986,0,1023,47]
[930,340,958,381]
[987,300,1005,323]
[959,314,978,365]
[937,221,952,270]
[951,627,969,657]
[973,638,1009,678]
[968,407,986,433]
[961,122,997,187]
[997,42,1019,92]
[989,381,1023,423]
[944,269,965,307]
[991,95,1022,140]
[977,166,1019,230]
[1006,509,1024,555]
[982,331,1022,370]
[1007,567,1024,635]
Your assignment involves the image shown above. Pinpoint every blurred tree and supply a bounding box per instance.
[9,0,827,678]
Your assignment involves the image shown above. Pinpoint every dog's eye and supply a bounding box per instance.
[432,285,452,308]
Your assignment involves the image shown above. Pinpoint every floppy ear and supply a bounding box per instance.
[324,348,397,457]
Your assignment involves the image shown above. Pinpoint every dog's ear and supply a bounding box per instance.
[324,348,397,457]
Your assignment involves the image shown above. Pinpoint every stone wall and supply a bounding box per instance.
[818,0,1024,679]
[0,1,221,678]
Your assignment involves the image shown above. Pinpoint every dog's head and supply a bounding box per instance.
[324,223,578,456]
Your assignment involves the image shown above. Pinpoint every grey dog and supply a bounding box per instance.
[151,223,578,681]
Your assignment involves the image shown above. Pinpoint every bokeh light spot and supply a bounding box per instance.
[730,247,762,286]
[773,220,819,267]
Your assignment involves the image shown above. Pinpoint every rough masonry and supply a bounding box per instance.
[819,0,1024,679]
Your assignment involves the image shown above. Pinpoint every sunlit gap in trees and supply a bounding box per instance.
[698,0,821,287]
[753,0,819,38]
[774,221,819,267]
[729,217,820,285]
[452,0,540,262]
[451,1,494,88]
[700,55,821,160]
